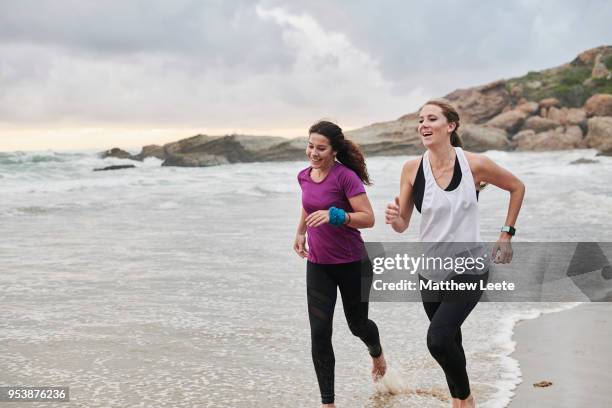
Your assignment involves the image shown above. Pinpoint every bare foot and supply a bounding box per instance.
[371,352,387,381]
[459,394,475,408]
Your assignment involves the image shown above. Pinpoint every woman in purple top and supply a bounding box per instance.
[294,120,386,407]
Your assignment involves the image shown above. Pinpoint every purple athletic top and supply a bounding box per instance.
[298,162,367,264]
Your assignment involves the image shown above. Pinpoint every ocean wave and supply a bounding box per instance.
[248,183,297,196]
[0,150,80,165]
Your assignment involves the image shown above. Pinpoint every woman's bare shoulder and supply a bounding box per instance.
[463,150,489,170]
[401,157,421,186]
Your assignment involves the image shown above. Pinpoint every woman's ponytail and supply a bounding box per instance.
[450,130,464,148]
[336,138,371,185]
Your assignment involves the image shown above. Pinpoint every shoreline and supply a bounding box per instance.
[507,302,612,407]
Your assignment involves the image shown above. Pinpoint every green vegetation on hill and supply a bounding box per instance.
[605,55,612,70]
[508,66,611,107]
[506,47,612,107]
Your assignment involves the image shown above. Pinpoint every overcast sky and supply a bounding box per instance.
[1,0,611,151]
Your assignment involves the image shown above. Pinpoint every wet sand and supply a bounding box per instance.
[509,303,612,407]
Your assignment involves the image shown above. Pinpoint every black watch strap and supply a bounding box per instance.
[501,225,516,236]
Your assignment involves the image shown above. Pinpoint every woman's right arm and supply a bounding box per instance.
[293,207,308,258]
[386,159,417,233]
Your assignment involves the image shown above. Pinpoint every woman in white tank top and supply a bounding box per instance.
[385,100,525,408]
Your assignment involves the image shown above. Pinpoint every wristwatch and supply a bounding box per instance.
[501,225,516,236]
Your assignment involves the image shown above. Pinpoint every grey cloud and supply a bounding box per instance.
[0,0,610,129]
[0,0,295,72]
[268,0,612,90]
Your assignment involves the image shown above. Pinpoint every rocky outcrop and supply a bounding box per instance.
[487,109,527,133]
[592,54,612,79]
[585,94,612,117]
[162,153,229,167]
[522,116,560,132]
[545,107,587,126]
[161,134,291,167]
[512,129,536,147]
[100,148,135,160]
[253,137,308,162]
[569,158,599,164]
[134,145,166,161]
[515,126,584,151]
[461,124,509,152]
[539,98,560,109]
[445,80,511,124]
[93,164,136,171]
[516,101,539,115]
[105,46,612,166]
[576,47,606,64]
[585,116,612,155]
[347,118,423,156]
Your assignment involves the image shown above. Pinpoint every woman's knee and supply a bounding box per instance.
[348,317,377,339]
[426,329,453,358]
[347,320,366,337]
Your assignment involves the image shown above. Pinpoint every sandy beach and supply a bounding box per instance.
[509,303,612,407]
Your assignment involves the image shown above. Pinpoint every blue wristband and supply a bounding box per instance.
[329,207,347,226]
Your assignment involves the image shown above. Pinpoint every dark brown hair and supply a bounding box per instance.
[308,120,371,185]
[421,99,463,147]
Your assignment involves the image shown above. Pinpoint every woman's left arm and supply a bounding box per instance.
[346,193,375,229]
[469,153,525,262]
[474,154,525,236]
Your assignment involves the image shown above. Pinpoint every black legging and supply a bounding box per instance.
[307,260,382,405]
[420,272,487,400]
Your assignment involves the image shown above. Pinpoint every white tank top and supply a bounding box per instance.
[418,147,485,280]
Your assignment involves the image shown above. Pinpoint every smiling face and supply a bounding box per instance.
[306,132,336,170]
[418,104,456,148]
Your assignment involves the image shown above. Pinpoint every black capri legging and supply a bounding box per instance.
[420,271,488,400]
[307,260,382,405]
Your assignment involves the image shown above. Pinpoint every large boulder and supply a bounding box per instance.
[100,147,136,160]
[522,116,560,132]
[576,47,605,64]
[516,101,539,115]
[161,134,288,167]
[511,129,536,148]
[509,83,524,99]
[584,94,612,117]
[585,117,612,156]
[162,153,229,167]
[592,53,612,79]
[134,144,166,161]
[254,137,308,162]
[546,107,587,127]
[566,108,588,126]
[347,118,423,155]
[515,127,583,151]
[538,98,560,118]
[163,134,217,156]
[444,80,511,124]
[486,109,527,133]
[565,125,585,142]
[460,124,509,152]
[539,98,560,109]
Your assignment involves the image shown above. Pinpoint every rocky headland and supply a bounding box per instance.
[102,46,612,167]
